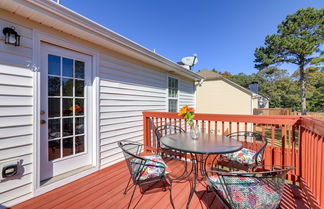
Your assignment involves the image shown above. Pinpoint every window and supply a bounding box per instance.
[168,77,178,112]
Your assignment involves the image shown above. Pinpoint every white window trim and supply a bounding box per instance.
[167,75,179,112]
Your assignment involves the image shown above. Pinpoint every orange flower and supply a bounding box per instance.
[178,105,195,126]
[178,105,188,116]
[69,105,82,113]
[187,107,194,112]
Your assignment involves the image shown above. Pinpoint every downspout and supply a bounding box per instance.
[194,79,205,111]
[195,79,205,87]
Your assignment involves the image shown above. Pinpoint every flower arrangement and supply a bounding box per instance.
[178,105,195,126]
[69,104,82,113]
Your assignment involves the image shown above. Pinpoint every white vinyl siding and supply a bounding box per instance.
[98,54,167,168]
[179,78,195,108]
[0,19,34,206]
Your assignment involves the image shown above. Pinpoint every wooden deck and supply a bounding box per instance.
[13,159,311,209]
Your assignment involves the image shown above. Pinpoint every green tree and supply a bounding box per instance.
[292,66,324,111]
[254,67,300,110]
[230,72,258,88]
[254,7,324,114]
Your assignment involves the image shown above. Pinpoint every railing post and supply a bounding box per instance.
[300,126,305,181]
[143,112,150,153]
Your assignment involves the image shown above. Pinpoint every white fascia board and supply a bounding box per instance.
[2,0,203,81]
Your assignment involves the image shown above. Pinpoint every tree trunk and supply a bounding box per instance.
[299,62,307,115]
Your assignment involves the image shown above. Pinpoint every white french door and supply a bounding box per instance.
[40,43,92,181]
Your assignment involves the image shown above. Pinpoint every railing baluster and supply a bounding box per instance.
[222,121,225,136]
[202,120,205,133]
[281,125,286,166]
[215,121,218,135]
[229,121,232,135]
[292,125,296,182]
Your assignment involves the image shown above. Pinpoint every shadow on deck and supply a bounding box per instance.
[12,159,310,209]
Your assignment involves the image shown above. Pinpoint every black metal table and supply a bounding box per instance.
[161,133,243,209]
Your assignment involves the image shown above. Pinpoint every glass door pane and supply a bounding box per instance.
[47,54,86,161]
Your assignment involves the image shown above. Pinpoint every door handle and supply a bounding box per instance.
[40,120,46,125]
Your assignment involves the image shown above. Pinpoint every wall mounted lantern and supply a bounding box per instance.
[3,27,20,46]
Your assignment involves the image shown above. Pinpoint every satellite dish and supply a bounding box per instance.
[181,56,198,66]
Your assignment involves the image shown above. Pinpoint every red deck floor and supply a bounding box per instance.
[12,159,311,209]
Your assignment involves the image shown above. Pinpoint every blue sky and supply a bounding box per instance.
[60,0,323,74]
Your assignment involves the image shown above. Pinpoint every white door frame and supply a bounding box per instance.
[32,31,100,196]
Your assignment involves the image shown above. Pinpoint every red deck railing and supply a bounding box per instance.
[143,112,324,208]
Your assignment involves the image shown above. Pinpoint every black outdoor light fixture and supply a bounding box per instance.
[3,27,20,46]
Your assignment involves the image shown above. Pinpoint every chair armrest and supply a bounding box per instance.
[254,136,268,164]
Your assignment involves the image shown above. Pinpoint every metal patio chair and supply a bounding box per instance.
[154,124,186,159]
[206,165,294,209]
[216,131,268,171]
[118,141,170,209]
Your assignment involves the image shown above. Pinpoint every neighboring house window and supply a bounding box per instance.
[168,77,178,112]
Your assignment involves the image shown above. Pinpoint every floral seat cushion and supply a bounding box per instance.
[208,175,280,209]
[131,155,171,181]
[223,148,262,165]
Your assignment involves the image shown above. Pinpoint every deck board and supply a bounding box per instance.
[12,159,310,209]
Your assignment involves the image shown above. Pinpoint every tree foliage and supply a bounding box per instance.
[254,7,324,114]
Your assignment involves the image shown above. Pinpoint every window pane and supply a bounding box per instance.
[75,135,84,153]
[48,98,60,117]
[62,78,73,96]
[63,118,73,136]
[63,98,73,116]
[63,58,73,77]
[48,119,60,139]
[75,80,84,97]
[75,99,84,116]
[48,55,60,76]
[75,60,85,79]
[48,76,60,96]
[75,117,84,134]
[63,137,73,157]
[48,140,61,161]
[168,99,177,112]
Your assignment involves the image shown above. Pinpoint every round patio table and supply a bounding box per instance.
[161,133,243,209]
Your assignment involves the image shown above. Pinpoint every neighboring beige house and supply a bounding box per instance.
[196,70,268,115]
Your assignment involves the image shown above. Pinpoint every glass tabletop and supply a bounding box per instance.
[160,133,243,154]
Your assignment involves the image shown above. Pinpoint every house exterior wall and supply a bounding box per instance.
[196,79,252,115]
[0,11,196,207]
[252,97,259,110]
[0,17,34,206]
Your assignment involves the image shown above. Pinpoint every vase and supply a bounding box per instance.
[190,124,200,140]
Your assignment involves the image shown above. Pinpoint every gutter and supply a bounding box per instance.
[3,0,204,81]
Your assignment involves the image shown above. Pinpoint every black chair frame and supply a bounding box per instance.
[206,165,294,209]
[154,124,186,159]
[118,141,169,209]
[216,131,268,171]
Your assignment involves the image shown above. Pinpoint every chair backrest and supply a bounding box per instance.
[227,131,268,163]
[208,165,294,209]
[118,141,147,182]
[154,124,185,149]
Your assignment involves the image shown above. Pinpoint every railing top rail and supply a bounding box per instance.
[143,112,301,125]
[300,116,324,136]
